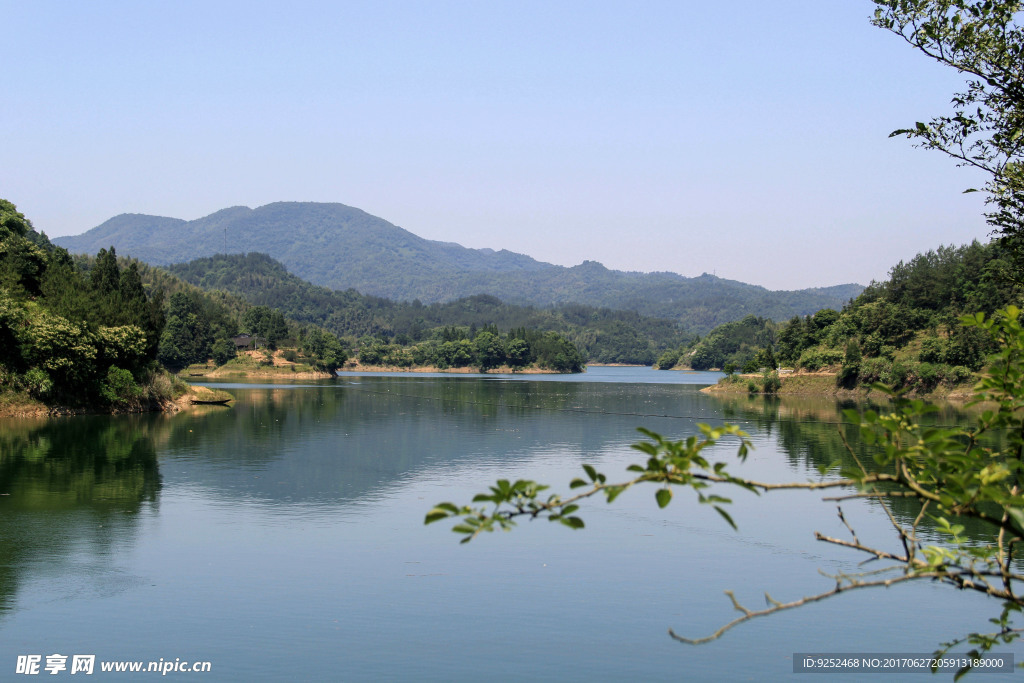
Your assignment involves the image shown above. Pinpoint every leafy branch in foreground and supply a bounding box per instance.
[427,306,1024,676]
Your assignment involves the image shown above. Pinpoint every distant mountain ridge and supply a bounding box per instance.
[55,201,863,333]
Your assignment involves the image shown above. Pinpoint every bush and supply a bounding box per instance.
[910,361,939,391]
[940,364,974,385]
[797,347,843,371]
[857,357,890,384]
[21,367,52,399]
[656,349,680,370]
[918,336,945,364]
[881,360,909,388]
[100,366,141,405]
[762,370,781,395]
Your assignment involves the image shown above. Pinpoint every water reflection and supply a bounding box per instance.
[0,375,1011,680]
[0,416,161,614]
[709,393,1002,546]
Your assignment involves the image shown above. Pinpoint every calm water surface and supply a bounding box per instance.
[0,367,1017,680]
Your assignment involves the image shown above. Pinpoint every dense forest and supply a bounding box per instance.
[662,240,1022,393]
[166,252,689,364]
[0,200,171,409]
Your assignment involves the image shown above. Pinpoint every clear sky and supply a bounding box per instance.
[2,1,995,290]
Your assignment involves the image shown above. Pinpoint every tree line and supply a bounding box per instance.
[166,252,689,364]
[660,239,1021,393]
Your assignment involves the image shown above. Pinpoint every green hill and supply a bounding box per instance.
[165,252,691,365]
[55,201,862,334]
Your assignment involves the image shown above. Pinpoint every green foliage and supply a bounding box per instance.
[158,292,213,370]
[0,199,33,240]
[21,367,53,400]
[99,366,141,406]
[760,369,781,395]
[301,328,348,373]
[692,238,1018,392]
[836,338,862,388]
[656,348,680,370]
[797,346,844,371]
[242,305,288,348]
[211,338,237,367]
[163,253,688,365]
[474,331,506,372]
[506,338,530,370]
[683,315,775,371]
[873,1,1024,277]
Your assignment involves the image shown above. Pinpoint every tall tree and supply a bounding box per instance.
[873,0,1024,274]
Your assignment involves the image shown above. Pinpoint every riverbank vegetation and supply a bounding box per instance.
[0,200,184,413]
[661,240,1021,395]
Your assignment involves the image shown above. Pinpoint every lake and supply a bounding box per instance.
[0,367,1018,680]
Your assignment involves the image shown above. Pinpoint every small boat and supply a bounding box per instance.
[190,398,231,405]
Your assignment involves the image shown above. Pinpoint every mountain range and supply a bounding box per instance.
[55,201,863,333]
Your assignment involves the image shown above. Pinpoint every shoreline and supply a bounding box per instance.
[337,362,565,374]
[0,384,234,419]
[700,370,974,401]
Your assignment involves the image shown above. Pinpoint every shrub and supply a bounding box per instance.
[21,368,53,399]
[857,357,890,384]
[656,349,680,370]
[918,336,945,364]
[100,366,141,406]
[942,364,974,385]
[910,361,939,391]
[881,360,908,388]
[797,347,843,371]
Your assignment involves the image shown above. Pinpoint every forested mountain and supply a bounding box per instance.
[663,240,1023,393]
[55,202,862,333]
[166,252,691,364]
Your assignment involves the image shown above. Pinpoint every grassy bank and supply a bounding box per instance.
[703,370,974,401]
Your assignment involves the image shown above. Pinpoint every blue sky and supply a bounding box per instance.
[2,1,994,290]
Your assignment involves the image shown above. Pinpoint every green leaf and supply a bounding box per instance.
[569,478,588,489]
[583,464,598,481]
[561,516,584,529]
[713,506,737,530]
[656,488,672,508]
[424,508,453,525]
